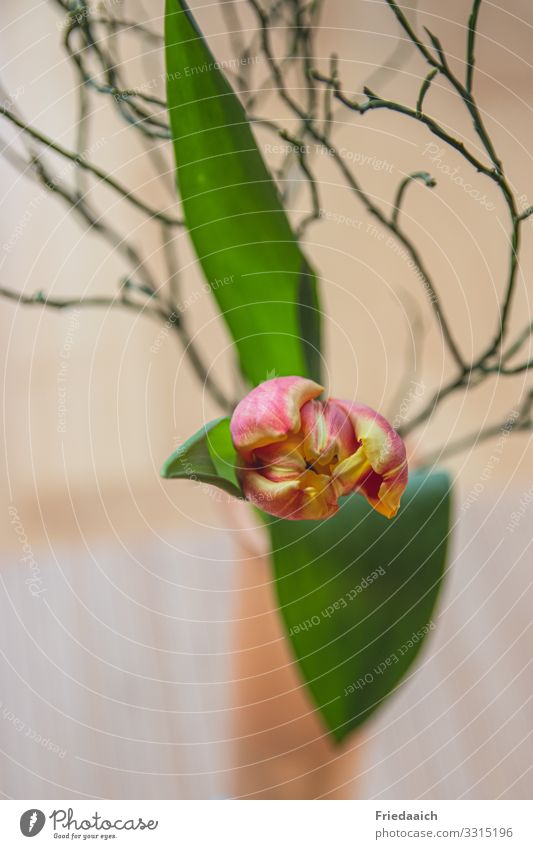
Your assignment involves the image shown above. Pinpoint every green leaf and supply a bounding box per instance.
[268,470,451,742]
[160,416,242,499]
[165,0,322,386]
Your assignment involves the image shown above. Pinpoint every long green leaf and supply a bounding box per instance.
[165,0,322,386]
[268,470,451,742]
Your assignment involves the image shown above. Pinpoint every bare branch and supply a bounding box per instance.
[417,390,533,468]
[0,285,159,317]
[0,106,182,227]
[248,0,467,373]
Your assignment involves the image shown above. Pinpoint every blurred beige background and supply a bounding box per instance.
[0,0,532,798]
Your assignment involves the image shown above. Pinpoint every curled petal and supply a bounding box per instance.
[300,399,358,468]
[332,400,408,518]
[230,376,323,461]
[240,467,339,521]
[253,434,307,480]
[369,462,409,519]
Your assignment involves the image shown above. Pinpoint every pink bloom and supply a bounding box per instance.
[230,376,408,521]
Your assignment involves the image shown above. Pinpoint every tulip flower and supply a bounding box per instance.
[230,376,408,521]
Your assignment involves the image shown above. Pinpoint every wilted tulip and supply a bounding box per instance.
[230,376,408,521]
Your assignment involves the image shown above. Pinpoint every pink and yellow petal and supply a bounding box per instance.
[230,376,323,461]
[351,462,407,518]
[333,400,407,477]
[296,469,341,520]
[374,463,409,518]
[333,447,375,494]
[240,467,339,521]
[300,399,358,466]
[253,434,307,481]
[239,469,303,518]
[332,400,408,517]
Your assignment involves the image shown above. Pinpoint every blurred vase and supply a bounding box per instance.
[222,499,362,799]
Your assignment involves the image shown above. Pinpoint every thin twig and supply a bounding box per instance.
[279,129,321,236]
[416,68,438,115]
[0,285,163,318]
[417,391,533,468]
[392,171,436,228]
[466,0,483,93]
[0,106,182,227]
